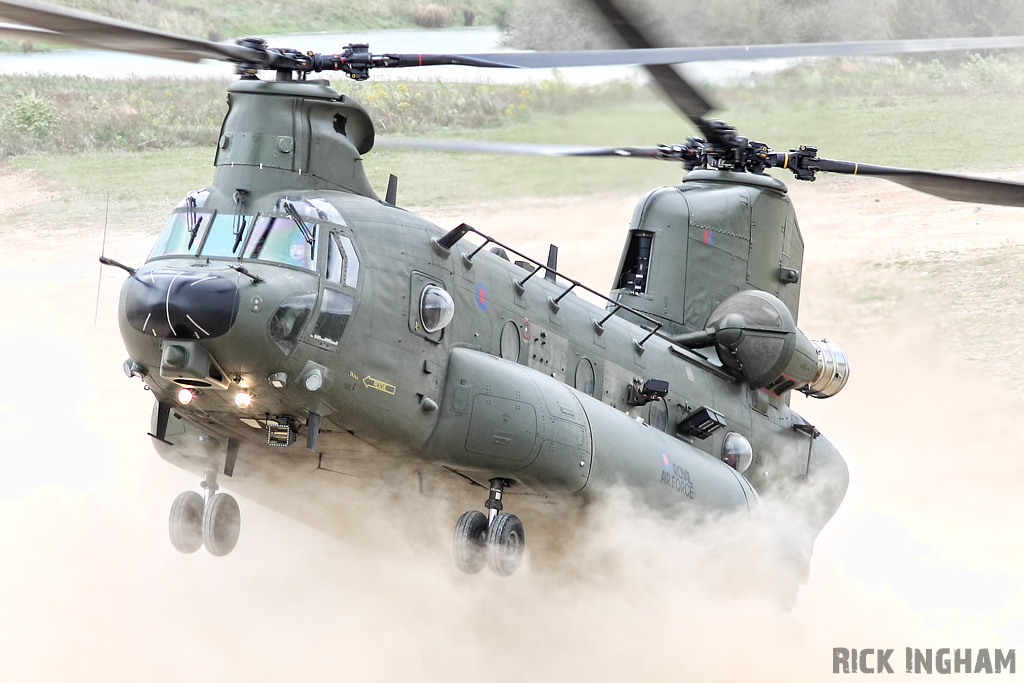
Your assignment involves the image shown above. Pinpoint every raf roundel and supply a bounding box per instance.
[661,452,672,471]
[475,282,487,311]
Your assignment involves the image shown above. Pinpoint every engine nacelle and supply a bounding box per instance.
[706,291,850,398]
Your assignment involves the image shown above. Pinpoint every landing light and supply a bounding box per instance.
[304,370,323,392]
[234,392,253,408]
[177,388,194,405]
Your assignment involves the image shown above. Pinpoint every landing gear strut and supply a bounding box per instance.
[169,467,241,557]
[453,478,525,576]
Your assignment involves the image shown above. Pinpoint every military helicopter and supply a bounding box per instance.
[4,0,1024,581]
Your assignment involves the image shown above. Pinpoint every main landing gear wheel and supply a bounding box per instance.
[168,491,204,554]
[202,492,241,557]
[487,512,525,577]
[453,510,489,574]
[453,478,526,576]
[168,467,241,557]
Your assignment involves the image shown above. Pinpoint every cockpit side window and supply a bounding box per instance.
[244,216,318,270]
[149,211,211,260]
[326,233,344,283]
[199,212,254,258]
[325,232,359,287]
[310,289,354,345]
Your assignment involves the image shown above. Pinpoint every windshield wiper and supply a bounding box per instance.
[232,189,249,254]
[185,195,201,249]
[283,201,317,259]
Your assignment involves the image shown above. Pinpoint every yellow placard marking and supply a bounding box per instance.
[363,376,397,395]
[349,371,359,380]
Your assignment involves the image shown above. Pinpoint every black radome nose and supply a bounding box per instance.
[125,270,240,339]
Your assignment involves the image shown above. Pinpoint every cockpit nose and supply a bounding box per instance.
[124,269,240,339]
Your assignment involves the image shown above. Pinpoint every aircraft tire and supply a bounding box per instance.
[202,492,241,557]
[487,512,525,577]
[169,491,205,554]
[453,510,489,574]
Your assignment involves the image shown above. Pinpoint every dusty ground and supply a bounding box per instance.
[2,168,1024,680]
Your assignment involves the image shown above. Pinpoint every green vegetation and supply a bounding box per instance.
[0,77,226,156]
[347,75,640,134]
[1,0,513,52]
[507,0,1024,51]
[6,52,1024,163]
[0,74,641,157]
[4,53,1024,210]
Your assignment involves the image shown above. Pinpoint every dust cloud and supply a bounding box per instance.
[2,175,1024,680]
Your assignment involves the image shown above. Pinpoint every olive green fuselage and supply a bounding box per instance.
[118,78,848,557]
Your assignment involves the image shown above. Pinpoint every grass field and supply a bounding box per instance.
[7,87,1023,214]
[3,53,1024,243]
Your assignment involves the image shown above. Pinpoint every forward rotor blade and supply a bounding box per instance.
[380,53,519,69]
[376,137,667,158]
[582,0,716,139]
[0,20,82,45]
[0,0,257,63]
[816,159,1024,207]
[464,35,1024,69]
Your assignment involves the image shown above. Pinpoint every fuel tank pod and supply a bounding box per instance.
[426,349,759,517]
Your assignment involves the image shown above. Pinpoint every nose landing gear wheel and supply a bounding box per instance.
[487,512,525,577]
[168,491,204,554]
[453,510,489,574]
[202,492,241,557]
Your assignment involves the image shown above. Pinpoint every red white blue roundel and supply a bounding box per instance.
[475,282,487,311]
[661,452,671,471]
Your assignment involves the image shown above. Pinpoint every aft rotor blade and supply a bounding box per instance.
[0,0,257,63]
[816,159,1024,207]
[465,35,1024,69]
[581,0,716,140]
[376,137,668,158]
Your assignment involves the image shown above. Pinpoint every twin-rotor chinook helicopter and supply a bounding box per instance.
[5,0,1024,580]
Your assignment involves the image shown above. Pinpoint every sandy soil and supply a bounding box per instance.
[1,168,1023,680]
[0,168,46,214]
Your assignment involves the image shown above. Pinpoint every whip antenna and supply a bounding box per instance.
[93,192,109,327]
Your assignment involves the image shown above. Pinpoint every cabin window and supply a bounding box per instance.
[617,230,654,294]
[499,321,521,362]
[245,216,318,270]
[199,212,254,257]
[574,358,595,396]
[311,289,355,345]
[149,211,211,259]
[419,286,455,333]
[326,232,359,287]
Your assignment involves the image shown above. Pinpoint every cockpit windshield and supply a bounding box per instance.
[149,211,211,259]
[200,213,251,258]
[244,216,318,270]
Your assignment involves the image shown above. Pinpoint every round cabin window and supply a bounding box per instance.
[499,321,521,361]
[574,358,596,396]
